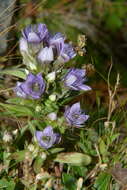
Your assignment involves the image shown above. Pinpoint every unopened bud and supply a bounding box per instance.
[12,129,18,136]
[29,62,37,70]
[49,94,56,102]
[19,37,28,54]
[25,69,29,75]
[36,173,43,180]
[35,105,41,112]
[46,71,56,82]
[28,144,35,152]
[48,112,57,121]
[3,132,12,142]
[77,178,83,190]
[40,152,47,160]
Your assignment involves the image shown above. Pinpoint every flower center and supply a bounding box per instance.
[32,82,40,92]
[42,136,51,142]
[72,114,79,119]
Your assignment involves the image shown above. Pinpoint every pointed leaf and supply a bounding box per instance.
[54,152,91,166]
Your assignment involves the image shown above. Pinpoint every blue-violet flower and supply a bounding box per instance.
[63,68,91,91]
[35,126,61,149]
[59,43,76,63]
[14,73,45,99]
[64,102,89,127]
[48,32,76,62]
[22,23,48,43]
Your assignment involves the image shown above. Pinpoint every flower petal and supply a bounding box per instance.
[38,47,54,63]
[79,84,92,91]
[69,102,81,115]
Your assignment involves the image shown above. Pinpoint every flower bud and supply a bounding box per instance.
[47,112,57,121]
[38,47,54,64]
[49,94,56,102]
[19,37,28,55]
[3,131,12,142]
[36,173,43,181]
[25,69,29,75]
[46,71,56,82]
[28,62,37,71]
[12,129,18,136]
[28,144,35,152]
[35,105,42,112]
[77,178,83,190]
[40,152,47,160]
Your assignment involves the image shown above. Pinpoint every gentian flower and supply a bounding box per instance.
[48,32,76,62]
[14,73,45,99]
[64,102,89,127]
[22,23,48,43]
[38,32,64,64]
[49,32,65,56]
[14,82,27,98]
[38,47,54,64]
[63,68,91,91]
[35,126,61,149]
[59,43,76,63]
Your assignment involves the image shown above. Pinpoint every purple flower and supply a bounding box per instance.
[49,32,65,56]
[59,43,76,63]
[63,68,91,91]
[35,126,61,149]
[48,32,76,62]
[14,73,45,99]
[64,102,89,127]
[38,47,54,64]
[22,23,48,43]
[19,37,28,54]
[14,82,27,98]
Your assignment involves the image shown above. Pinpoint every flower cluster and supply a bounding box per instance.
[20,23,76,65]
[14,23,91,149]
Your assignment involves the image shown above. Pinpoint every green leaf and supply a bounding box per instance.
[6,97,23,104]
[99,139,107,155]
[0,103,34,117]
[49,148,64,154]
[54,152,91,166]
[6,98,35,107]
[0,179,15,190]
[71,166,88,177]
[0,68,26,79]
[6,181,15,190]
[10,150,28,163]
[62,173,76,190]
[0,179,8,189]
[33,156,45,174]
[94,172,111,190]
[3,152,10,173]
